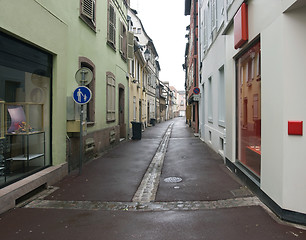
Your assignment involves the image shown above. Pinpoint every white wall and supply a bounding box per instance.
[281,7,306,214]
[199,0,226,157]
[225,0,306,214]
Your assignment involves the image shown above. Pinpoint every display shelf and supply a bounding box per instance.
[5,102,44,134]
[7,153,44,161]
[5,131,45,172]
[246,145,261,155]
[6,131,44,136]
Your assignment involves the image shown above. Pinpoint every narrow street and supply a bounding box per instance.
[1,118,305,240]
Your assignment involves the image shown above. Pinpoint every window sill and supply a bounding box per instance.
[79,16,96,33]
[107,41,116,52]
[87,122,95,127]
[218,120,225,128]
[120,53,127,62]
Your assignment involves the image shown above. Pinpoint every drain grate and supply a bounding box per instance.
[164,177,183,183]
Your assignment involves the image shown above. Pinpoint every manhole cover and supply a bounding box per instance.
[164,177,183,183]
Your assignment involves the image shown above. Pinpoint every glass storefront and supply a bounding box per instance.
[236,40,261,177]
[0,32,52,187]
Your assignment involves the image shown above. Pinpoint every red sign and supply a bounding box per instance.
[193,87,200,95]
[288,121,303,136]
[234,3,248,49]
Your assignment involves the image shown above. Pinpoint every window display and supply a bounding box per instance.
[236,41,261,177]
[0,31,52,187]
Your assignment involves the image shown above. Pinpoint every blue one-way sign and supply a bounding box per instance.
[73,86,92,104]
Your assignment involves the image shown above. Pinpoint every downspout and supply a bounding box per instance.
[194,0,199,133]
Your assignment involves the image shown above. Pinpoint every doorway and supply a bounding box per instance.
[118,86,125,138]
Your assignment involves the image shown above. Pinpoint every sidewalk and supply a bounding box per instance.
[1,118,305,240]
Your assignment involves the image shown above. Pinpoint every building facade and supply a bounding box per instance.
[0,0,131,213]
[64,0,130,167]
[178,91,186,117]
[197,0,306,224]
[184,0,199,133]
[198,0,226,157]
[127,7,160,131]
[0,0,68,213]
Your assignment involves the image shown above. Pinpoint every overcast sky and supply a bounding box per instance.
[130,0,189,91]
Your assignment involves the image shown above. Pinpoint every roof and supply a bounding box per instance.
[127,6,159,57]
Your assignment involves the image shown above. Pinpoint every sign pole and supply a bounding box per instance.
[73,67,93,175]
[79,72,85,175]
[79,104,83,175]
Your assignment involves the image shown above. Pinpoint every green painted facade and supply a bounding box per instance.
[0,0,129,171]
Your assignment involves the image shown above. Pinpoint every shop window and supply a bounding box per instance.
[80,0,96,31]
[0,32,52,187]
[107,0,116,49]
[79,57,95,125]
[106,72,116,122]
[236,40,261,177]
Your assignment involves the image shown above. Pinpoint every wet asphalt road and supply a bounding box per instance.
[1,117,306,240]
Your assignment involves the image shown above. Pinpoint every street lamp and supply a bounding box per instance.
[144,48,151,62]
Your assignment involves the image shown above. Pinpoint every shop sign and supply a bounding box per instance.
[234,3,248,49]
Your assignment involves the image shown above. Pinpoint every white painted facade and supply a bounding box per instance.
[198,0,226,158]
[199,0,306,219]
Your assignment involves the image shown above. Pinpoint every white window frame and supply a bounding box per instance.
[218,66,225,127]
[208,76,213,123]
[119,21,127,58]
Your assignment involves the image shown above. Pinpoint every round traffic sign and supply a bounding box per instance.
[75,67,93,86]
[73,86,92,104]
[193,87,200,95]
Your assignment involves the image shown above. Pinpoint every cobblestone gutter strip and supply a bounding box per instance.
[132,123,174,203]
[24,197,261,212]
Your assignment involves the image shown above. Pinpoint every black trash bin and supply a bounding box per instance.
[150,118,156,126]
[131,121,142,140]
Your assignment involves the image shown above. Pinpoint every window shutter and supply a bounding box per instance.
[108,4,116,45]
[81,0,94,20]
[119,22,127,57]
[127,31,134,60]
[120,22,123,53]
[107,74,116,121]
